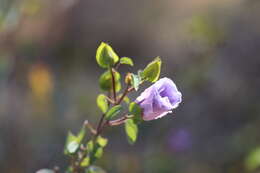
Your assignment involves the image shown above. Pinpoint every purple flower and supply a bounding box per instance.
[135,77,182,121]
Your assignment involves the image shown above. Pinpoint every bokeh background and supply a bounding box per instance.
[1,0,260,172]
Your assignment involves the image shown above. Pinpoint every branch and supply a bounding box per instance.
[110,67,117,102]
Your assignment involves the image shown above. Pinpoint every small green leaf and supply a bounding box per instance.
[64,131,78,154]
[81,157,90,167]
[142,57,161,82]
[131,73,141,91]
[67,141,79,154]
[124,119,138,144]
[96,94,108,113]
[99,70,121,92]
[36,169,54,173]
[129,102,143,124]
[105,105,122,120]
[86,166,106,173]
[94,147,103,159]
[77,126,86,143]
[123,96,130,104]
[87,140,94,152]
[120,57,134,66]
[96,42,119,68]
[97,136,108,147]
[87,140,103,164]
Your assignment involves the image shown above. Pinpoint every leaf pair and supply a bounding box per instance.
[87,136,108,165]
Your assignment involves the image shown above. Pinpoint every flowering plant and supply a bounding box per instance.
[37,42,182,173]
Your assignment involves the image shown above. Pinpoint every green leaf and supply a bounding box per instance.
[142,57,161,82]
[67,141,79,154]
[124,119,138,144]
[97,136,108,147]
[105,105,122,120]
[87,140,94,152]
[81,157,90,167]
[94,147,103,159]
[99,70,121,92]
[64,127,86,154]
[87,140,104,164]
[120,57,134,66]
[77,126,86,143]
[129,102,143,124]
[131,73,141,91]
[36,169,54,173]
[245,147,260,171]
[85,166,106,173]
[123,96,130,104]
[64,132,78,154]
[96,94,108,113]
[96,42,119,68]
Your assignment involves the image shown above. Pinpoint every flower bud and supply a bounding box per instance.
[125,73,132,85]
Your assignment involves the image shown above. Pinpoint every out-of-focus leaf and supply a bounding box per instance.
[120,57,134,66]
[96,42,119,68]
[67,141,79,154]
[141,57,161,82]
[97,136,108,147]
[105,105,122,120]
[87,140,94,152]
[99,70,121,92]
[245,147,260,171]
[124,119,138,144]
[64,127,86,154]
[64,131,78,154]
[94,147,103,159]
[81,157,90,167]
[96,94,108,113]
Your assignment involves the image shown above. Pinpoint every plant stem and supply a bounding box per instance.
[110,67,117,102]
[116,84,130,105]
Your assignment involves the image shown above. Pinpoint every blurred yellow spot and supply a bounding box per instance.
[28,64,53,103]
[20,0,42,16]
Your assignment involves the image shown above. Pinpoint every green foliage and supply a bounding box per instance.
[96,94,108,113]
[129,102,143,123]
[96,42,119,68]
[120,57,134,66]
[99,70,121,92]
[124,119,138,145]
[85,166,106,173]
[87,137,107,164]
[81,157,90,167]
[64,127,86,155]
[141,57,161,82]
[131,73,142,91]
[97,136,108,147]
[105,105,122,120]
[123,96,130,104]
[245,147,260,171]
[60,42,166,172]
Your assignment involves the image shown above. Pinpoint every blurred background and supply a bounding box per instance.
[1,0,260,172]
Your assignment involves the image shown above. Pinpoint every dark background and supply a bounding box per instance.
[1,0,260,172]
